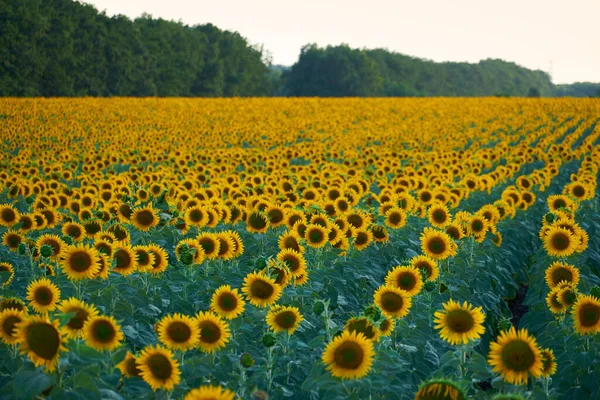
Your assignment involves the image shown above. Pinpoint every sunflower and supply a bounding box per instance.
[305,224,330,248]
[176,239,205,265]
[544,261,579,289]
[292,220,308,238]
[83,220,102,238]
[557,285,578,308]
[322,330,374,380]
[546,286,568,314]
[215,233,236,260]
[133,245,157,271]
[572,295,600,335]
[434,300,485,345]
[414,379,467,400]
[57,297,99,339]
[246,211,270,234]
[543,226,577,258]
[278,231,304,253]
[444,223,464,241]
[384,265,424,297]
[224,230,244,258]
[0,297,27,312]
[420,228,457,260]
[353,229,373,251]
[131,206,159,231]
[487,327,543,385]
[266,205,286,227]
[94,254,110,280]
[566,182,591,200]
[196,233,221,260]
[345,317,380,341]
[266,305,303,334]
[0,262,14,286]
[147,244,169,274]
[36,234,65,261]
[82,315,124,351]
[277,249,307,278]
[547,194,575,213]
[0,203,20,227]
[428,203,451,228]
[60,244,101,280]
[373,285,412,319]
[468,215,488,238]
[62,221,86,242]
[491,231,503,247]
[264,260,293,287]
[0,308,26,344]
[26,277,61,314]
[184,385,236,400]
[94,238,114,258]
[384,207,407,229]
[117,352,142,378]
[107,223,131,243]
[242,271,283,308]
[14,313,66,372]
[112,245,138,276]
[136,345,181,391]
[346,210,372,230]
[195,311,231,353]
[210,285,246,320]
[2,230,24,251]
[378,317,395,336]
[157,313,199,351]
[539,348,557,378]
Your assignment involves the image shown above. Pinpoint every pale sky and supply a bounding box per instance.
[83,0,600,84]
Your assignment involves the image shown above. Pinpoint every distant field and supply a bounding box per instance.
[0,98,599,400]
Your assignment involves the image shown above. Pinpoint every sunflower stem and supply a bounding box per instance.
[544,377,550,396]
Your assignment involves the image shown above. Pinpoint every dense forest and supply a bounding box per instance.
[0,0,598,97]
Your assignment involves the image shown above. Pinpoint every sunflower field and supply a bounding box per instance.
[0,98,599,400]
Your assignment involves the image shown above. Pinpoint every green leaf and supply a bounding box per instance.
[13,367,52,400]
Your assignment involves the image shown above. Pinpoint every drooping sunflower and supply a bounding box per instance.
[420,228,457,260]
[57,297,99,339]
[2,230,24,251]
[373,285,412,319]
[305,224,330,248]
[210,285,245,320]
[184,385,236,400]
[116,352,141,378]
[544,261,579,289]
[195,311,231,353]
[130,206,159,231]
[82,315,124,351]
[62,221,86,242]
[572,295,600,335]
[26,277,61,314]
[36,234,65,261]
[0,203,20,227]
[384,265,424,297]
[147,244,169,274]
[276,249,307,278]
[266,305,303,334]
[246,211,270,234]
[157,313,199,351]
[370,224,389,244]
[487,327,543,385]
[15,315,67,371]
[428,203,452,228]
[384,207,407,229]
[196,233,221,260]
[112,245,138,276]
[539,348,557,377]
[82,220,103,238]
[0,262,14,286]
[60,244,101,280]
[543,226,577,258]
[322,330,374,380]
[0,308,26,344]
[136,345,181,391]
[345,317,380,341]
[433,300,486,345]
[241,271,283,308]
[414,379,467,400]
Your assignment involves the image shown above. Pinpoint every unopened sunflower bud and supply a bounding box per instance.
[18,243,28,255]
[180,252,194,265]
[240,353,255,368]
[262,332,276,348]
[40,244,54,258]
[63,235,73,245]
[497,318,512,332]
[424,280,437,292]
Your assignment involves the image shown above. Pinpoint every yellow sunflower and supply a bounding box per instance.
[540,348,557,377]
[210,285,245,320]
[414,379,467,400]
[26,277,61,314]
[241,271,283,308]
[133,245,157,271]
[36,234,65,261]
[112,245,138,276]
[428,203,452,228]
[373,285,412,319]
[195,311,231,353]
[196,233,221,260]
[184,205,209,227]
[130,205,159,231]
[322,330,374,380]
[147,244,169,274]
[305,224,330,248]
[57,297,99,339]
[410,255,440,281]
[378,317,396,336]
[15,315,67,371]
[433,300,485,345]
[266,305,303,334]
[62,221,86,242]
[0,308,26,344]
[487,327,543,385]
[0,297,27,312]
[157,313,199,351]
[384,265,424,297]
[276,249,307,278]
[136,345,181,391]
[215,233,236,260]
[384,207,407,229]
[2,230,24,251]
[420,228,457,260]
[572,295,600,335]
[0,262,14,286]
[246,211,270,234]
[184,385,236,400]
[60,244,101,280]
[543,226,577,258]
[82,315,124,351]
[353,229,373,251]
[544,261,579,289]
[224,230,244,258]
[546,286,568,314]
[175,239,205,265]
[345,317,380,341]
[117,352,142,378]
[0,203,20,227]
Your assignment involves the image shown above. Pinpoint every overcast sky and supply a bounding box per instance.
[83,0,599,84]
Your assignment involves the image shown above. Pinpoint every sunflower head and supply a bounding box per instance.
[131,206,159,231]
[411,255,440,281]
[57,297,99,339]
[242,271,283,308]
[420,228,457,260]
[117,352,142,378]
[15,315,66,371]
[136,345,181,391]
[487,327,543,385]
[26,277,61,314]
[157,313,199,351]
[384,265,424,297]
[543,226,577,258]
[60,244,101,281]
[196,233,221,260]
[572,295,600,335]
[415,379,467,400]
[322,330,374,380]
[194,311,231,353]
[539,348,557,377]
[184,385,236,400]
[345,317,380,341]
[266,305,303,335]
[0,308,26,344]
[210,285,245,320]
[433,299,486,345]
[82,315,124,351]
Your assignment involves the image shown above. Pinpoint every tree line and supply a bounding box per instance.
[0,0,598,97]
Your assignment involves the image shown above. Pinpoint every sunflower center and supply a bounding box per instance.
[136,210,155,226]
[35,287,54,305]
[572,185,585,198]
[114,250,132,269]
[274,311,297,329]
[380,291,404,312]
[551,232,570,250]
[553,199,566,209]
[472,220,484,232]
[147,354,173,380]
[199,239,215,255]
[283,255,300,272]
[579,304,600,327]
[397,273,416,290]
[500,339,535,371]
[308,229,324,244]
[199,321,221,343]
[2,315,21,337]
[217,240,230,256]
[67,308,90,330]
[167,321,192,343]
[249,213,267,230]
[427,237,446,254]
[347,215,363,229]
[1,208,16,222]
[44,239,60,255]
[218,294,238,311]
[445,310,475,333]
[551,267,572,285]
[70,251,93,272]
[334,341,364,369]
[6,234,22,248]
[66,226,82,238]
[92,320,116,343]
[137,251,150,266]
[432,209,447,223]
[126,357,141,377]
[26,322,60,360]
[250,280,274,299]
